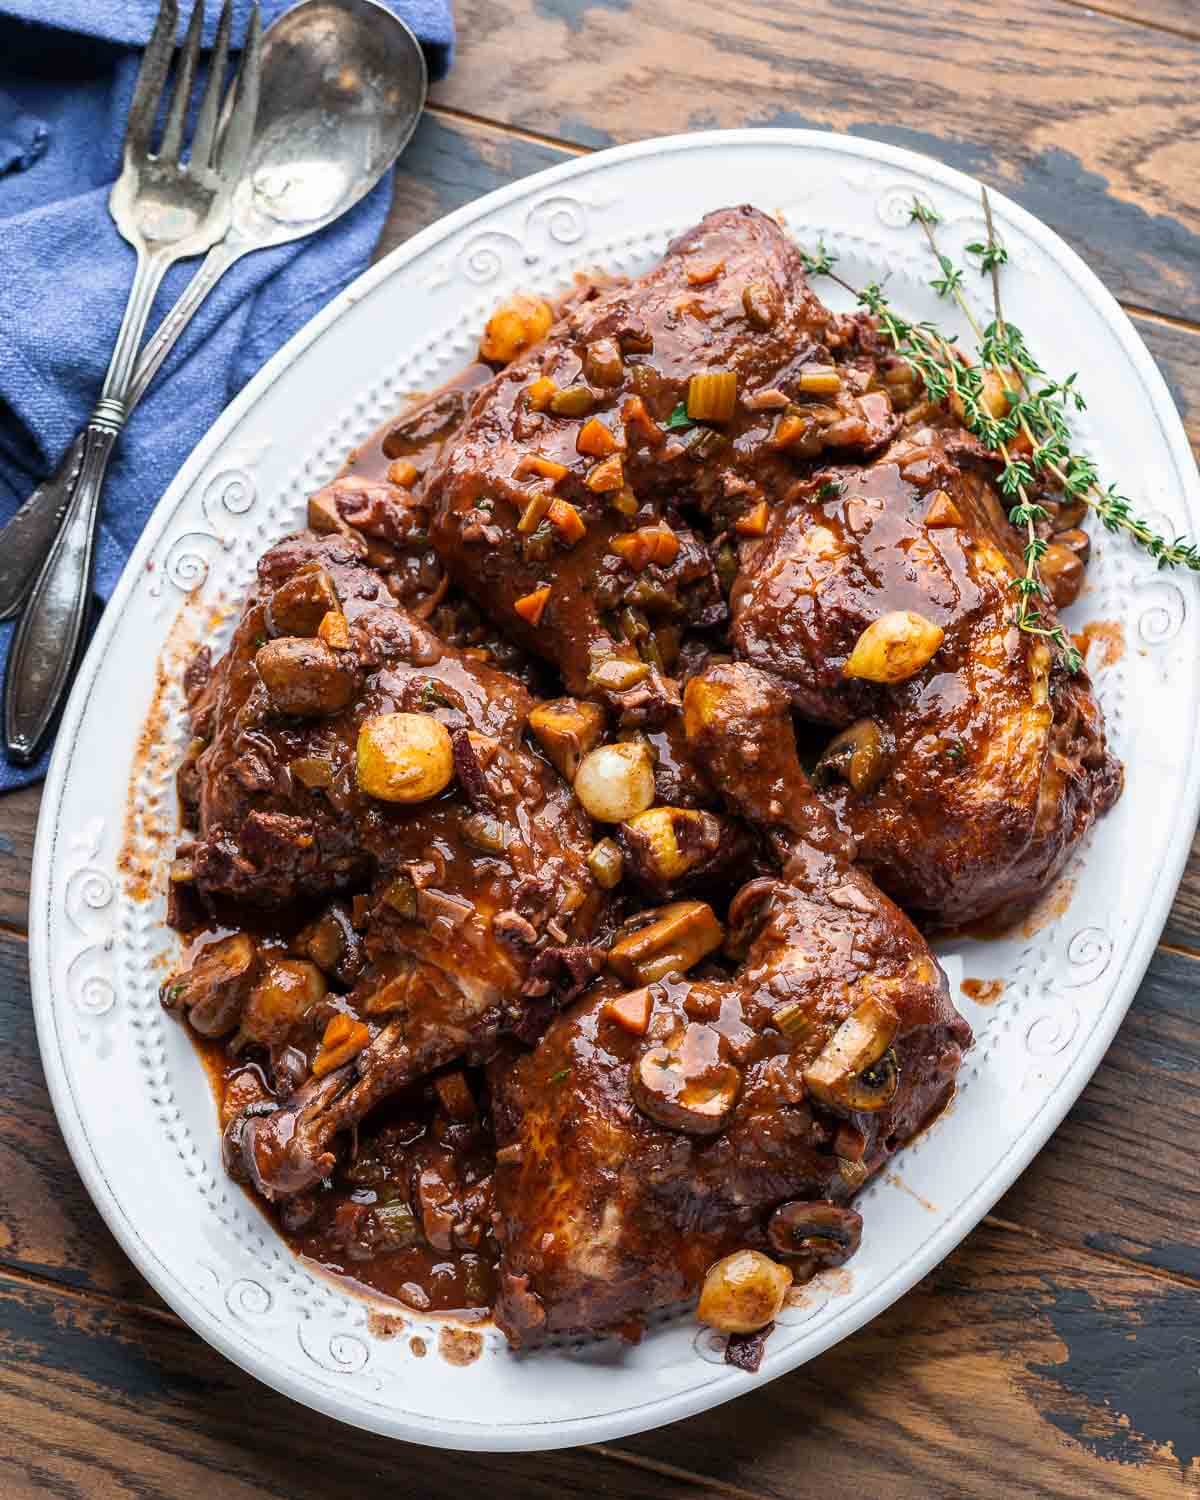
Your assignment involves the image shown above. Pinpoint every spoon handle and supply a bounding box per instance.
[0,240,242,623]
[5,249,171,764]
[129,239,239,408]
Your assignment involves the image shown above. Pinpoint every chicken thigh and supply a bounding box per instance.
[489,662,970,1344]
[729,419,1121,927]
[166,513,605,1200]
[425,206,897,723]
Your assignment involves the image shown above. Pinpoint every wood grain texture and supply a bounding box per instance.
[431,0,1200,322]
[4,32,1200,1485]
[1058,0,1200,42]
[0,1271,701,1500]
[0,783,38,933]
[0,1219,1196,1499]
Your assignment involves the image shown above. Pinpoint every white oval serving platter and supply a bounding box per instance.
[29,129,1200,1451]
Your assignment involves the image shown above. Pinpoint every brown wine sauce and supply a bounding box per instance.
[187,370,505,1324]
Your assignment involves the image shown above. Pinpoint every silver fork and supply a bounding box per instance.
[4,0,261,765]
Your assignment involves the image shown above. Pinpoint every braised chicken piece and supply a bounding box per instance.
[165,514,605,1199]
[729,419,1122,927]
[160,204,1123,1342]
[425,206,898,724]
[489,663,970,1345]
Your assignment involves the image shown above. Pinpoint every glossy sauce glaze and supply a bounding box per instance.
[161,207,1117,1353]
[189,371,510,1318]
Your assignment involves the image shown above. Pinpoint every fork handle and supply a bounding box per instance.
[0,241,243,620]
[129,239,240,408]
[4,418,120,763]
[4,249,170,764]
[0,433,87,620]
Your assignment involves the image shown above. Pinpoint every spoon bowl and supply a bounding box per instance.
[234,0,427,244]
[0,0,427,627]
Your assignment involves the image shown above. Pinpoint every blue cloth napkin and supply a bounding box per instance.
[0,0,453,786]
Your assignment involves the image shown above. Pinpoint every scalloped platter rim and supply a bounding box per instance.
[29,129,1200,1452]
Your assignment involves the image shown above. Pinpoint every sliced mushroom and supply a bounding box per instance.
[630,1022,741,1135]
[803,988,901,1114]
[265,565,340,638]
[1052,526,1091,565]
[608,900,724,985]
[812,719,890,795]
[293,903,364,986]
[160,932,260,1038]
[767,1201,864,1267]
[1039,539,1086,610]
[724,877,783,962]
[256,637,357,717]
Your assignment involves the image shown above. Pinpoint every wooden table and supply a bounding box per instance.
[3,2,1199,1493]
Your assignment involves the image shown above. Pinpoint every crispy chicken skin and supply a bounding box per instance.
[730,422,1122,927]
[426,206,895,722]
[490,663,970,1344]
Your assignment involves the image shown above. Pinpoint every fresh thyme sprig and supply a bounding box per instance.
[917,193,1200,576]
[802,195,1200,673]
[905,200,1078,668]
[801,232,1078,667]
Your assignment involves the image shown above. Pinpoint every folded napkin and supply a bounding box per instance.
[0,0,453,786]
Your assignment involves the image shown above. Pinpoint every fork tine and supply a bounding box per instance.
[189,0,233,172]
[123,0,179,161]
[159,0,205,165]
[215,2,262,180]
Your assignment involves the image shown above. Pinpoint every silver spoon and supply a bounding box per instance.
[0,0,427,633]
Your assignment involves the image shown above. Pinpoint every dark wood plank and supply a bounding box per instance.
[1058,0,1200,42]
[0,783,38,933]
[1161,832,1200,950]
[1,1219,1196,1499]
[0,1270,706,1500]
[379,108,575,255]
[430,0,1200,323]
[995,946,1200,1279]
[621,1220,1200,1496]
[0,930,154,1305]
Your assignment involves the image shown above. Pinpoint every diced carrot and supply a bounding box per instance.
[317,609,351,649]
[386,459,419,488]
[526,376,558,411]
[514,452,569,481]
[312,1014,371,1077]
[685,258,725,286]
[584,455,624,493]
[771,412,810,448]
[517,492,552,534]
[514,585,551,625]
[577,417,619,457]
[546,498,586,545]
[735,501,770,537]
[604,987,652,1036]
[621,394,664,447]
[611,524,679,572]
